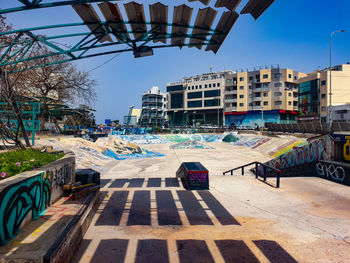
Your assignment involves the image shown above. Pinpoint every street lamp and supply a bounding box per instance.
[329,29,345,128]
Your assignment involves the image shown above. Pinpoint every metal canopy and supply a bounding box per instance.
[72,3,113,43]
[189,7,217,49]
[0,0,277,73]
[98,2,130,41]
[241,0,276,20]
[214,0,242,11]
[205,10,239,53]
[149,2,168,44]
[171,4,193,47]
[124,2,147,40]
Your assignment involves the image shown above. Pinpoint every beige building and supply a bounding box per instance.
[224,66,306,127]
[297,63,350,123]
[166,71,229,126]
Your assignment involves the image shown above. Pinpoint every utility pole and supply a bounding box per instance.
[329,29,345,128]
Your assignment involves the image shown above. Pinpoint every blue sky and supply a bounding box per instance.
[2,0,350,123]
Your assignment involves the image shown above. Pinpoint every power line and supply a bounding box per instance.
[87,51,125,73]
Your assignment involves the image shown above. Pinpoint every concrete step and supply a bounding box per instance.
[0,190,100,263]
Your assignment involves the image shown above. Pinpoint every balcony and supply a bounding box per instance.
[224,90,237,95]
[225,99,237,103]
[225,107,237,112]
[252,97,262,102]
[252,106,263,110]
[253,88,263,92]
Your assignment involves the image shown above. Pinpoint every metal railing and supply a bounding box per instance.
[223,161,282,188]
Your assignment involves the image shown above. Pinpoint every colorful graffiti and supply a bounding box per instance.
[117,135,168,144]
[232,136,264,148]
[0,172,51,245]
[265,136,331,170]
[170,141,213,149]
[272,140,307,157]
[102,148,164,160]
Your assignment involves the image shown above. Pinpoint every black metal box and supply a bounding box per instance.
[176,162,209,190]
[75,168,100,185]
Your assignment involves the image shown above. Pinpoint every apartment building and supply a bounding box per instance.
[224,66,306,127]
[297,63,350,123]
[166,71,230,126]
[140,86,167,127]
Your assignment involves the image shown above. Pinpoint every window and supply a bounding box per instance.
[288,74,292,78]
[187,100,202,108]
[321,93,326,99]
[288,101,292,105]
[187,92,202,99]
[294,76,297,80]
[274,73,282,78]
[167,84,184,92]
[321,106,326,111]
[321,80,326,86]
[195,85,198,89]
[226,79,232,84]
[288,93,292,97]
[249,85,253,89]
[239,86,244,90]
[274,83,282,87]
[239,95,244,98]
[209,84,212,88]
[249,76,253,81]
[217,83,220,87]
[204,99,220,107]
[205,84,208,88]
[239,103,244,107]
[239,77,244,81]
[170,93,183,108]
[204,89,220,97]
[263,74,268,79]
[249,103,252,106]
[274,92,282,96]
[199,85,202,89]
[263,92,268,97]
[188,87,190,90]
[213,83,216,87]
[264,101,268,106]
[274,101,282,105]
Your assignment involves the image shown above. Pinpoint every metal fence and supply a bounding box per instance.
[265,122,350,134]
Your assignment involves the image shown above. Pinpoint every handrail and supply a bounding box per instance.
[223,161,282,188]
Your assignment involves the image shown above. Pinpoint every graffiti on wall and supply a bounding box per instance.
[51,164,73,190]
[0,172,51,245]
[265,136,331,170]
[316,162,350,185]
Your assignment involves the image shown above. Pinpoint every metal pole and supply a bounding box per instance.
[329,30,345,128]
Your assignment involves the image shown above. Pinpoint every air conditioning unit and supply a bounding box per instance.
[134,46,153,58]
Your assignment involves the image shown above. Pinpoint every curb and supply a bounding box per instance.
[43,190,100,263]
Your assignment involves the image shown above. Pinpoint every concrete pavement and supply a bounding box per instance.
[72,143,350,263]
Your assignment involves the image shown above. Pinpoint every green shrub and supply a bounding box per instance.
[0,149,64,180]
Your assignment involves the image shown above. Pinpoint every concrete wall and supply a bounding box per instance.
[0,152,75,246]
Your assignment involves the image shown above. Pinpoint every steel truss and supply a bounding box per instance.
[0,21,223,73]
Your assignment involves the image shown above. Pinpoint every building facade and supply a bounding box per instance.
[297,63,350,123]
[224,66,306,127]
[166,71,230,126]
[140,86,167,127]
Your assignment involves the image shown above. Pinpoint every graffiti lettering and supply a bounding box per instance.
[316,163,346,182]
[53,165,72,188]
[265,137,330,170]
[189,173,208,183]
[0,172,51,245]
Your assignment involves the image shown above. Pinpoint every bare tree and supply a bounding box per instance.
[0,15,97,133]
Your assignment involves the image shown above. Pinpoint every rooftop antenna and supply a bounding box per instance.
[210,64,213,73]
